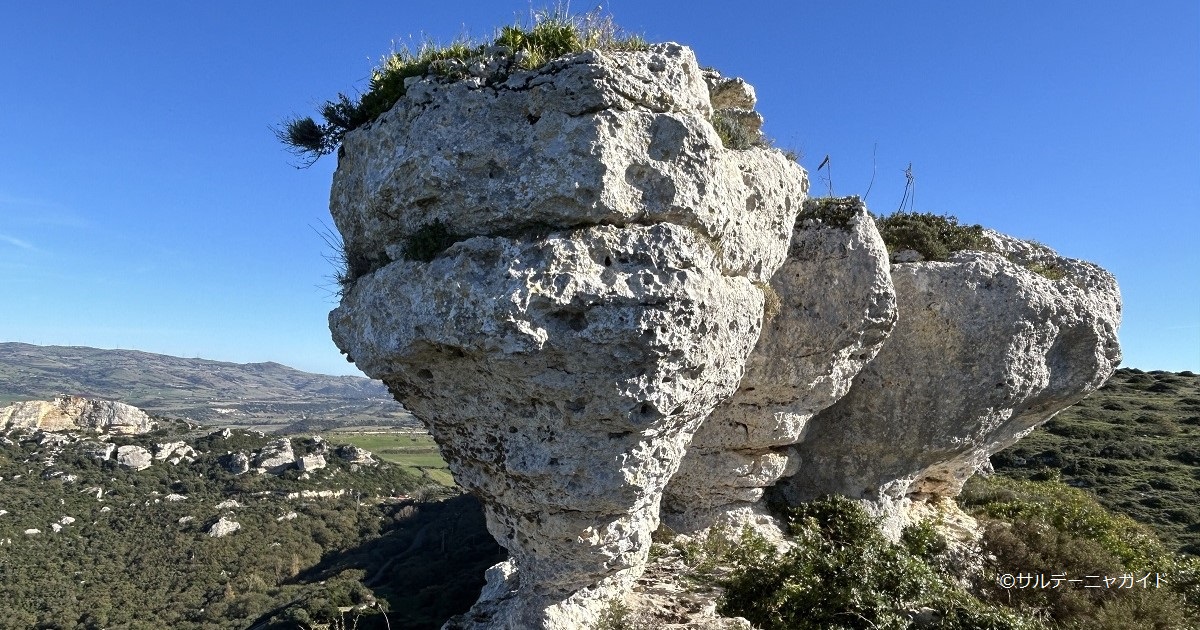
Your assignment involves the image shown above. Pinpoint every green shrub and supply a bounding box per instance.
[901,519,950,560]
[278,8,646,164]
[873,211,991,261]
[719,495,1039,630]
[959,476,1200,627]
[796,196,861,230]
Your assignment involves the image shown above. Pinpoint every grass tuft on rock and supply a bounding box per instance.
[277,8,646,165]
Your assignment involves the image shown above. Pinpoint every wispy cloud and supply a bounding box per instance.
[0,233,38,251]
[0,194,90,229]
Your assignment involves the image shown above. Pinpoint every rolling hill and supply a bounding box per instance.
[0,342,415,430]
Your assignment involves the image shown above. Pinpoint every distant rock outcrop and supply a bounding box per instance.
[253,438,296,474]
[116,445,153,471]
[328,43,805,628]
[0,396,155,434]
[776,230,1122,510]
[207,517,241,538]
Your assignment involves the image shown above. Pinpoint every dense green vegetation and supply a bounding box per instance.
[653,484,1198,630]
[796,195,864,230]
[990,368,1200,555]
[278,9,647,164]
[959,476,1199,628]
[715,496,1039,630]
[0,425,494,629]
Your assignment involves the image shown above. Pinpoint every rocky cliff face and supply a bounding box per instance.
[662,197,896,533]
[0,395,155,435]
[328,43,806,628]
[775,230,1122,509]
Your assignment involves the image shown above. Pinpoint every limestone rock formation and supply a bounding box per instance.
[663,197,896,532]
[225,452,250,475]
[0,396,155,434]
[328,43,806,628]
[116,445,153,471]
[253,438,296,474]
[207,517,241,538]
[334,445,377,467]
[298,454,326,471]
[777,231,1121,506]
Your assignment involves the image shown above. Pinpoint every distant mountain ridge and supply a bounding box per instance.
[0,342,414,430]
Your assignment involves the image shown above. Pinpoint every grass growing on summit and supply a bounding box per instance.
[277,8,647,164]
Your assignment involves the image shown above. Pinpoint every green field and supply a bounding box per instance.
[324,431,456,486]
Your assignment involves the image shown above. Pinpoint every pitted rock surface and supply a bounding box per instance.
[664,199,896,532]
[329,43,806,629]
[777,231,1121,505]
[0,396,155,435]
[331,43,803,286]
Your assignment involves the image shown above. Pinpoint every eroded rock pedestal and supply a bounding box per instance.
[775,231,1122,511]
[662,197,896,533]
[328,43,806,629]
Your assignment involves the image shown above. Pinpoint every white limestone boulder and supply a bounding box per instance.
[778,231,1122,505]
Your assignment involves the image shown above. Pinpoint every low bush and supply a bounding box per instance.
[796,196,861,230]
[873,212,991,261]
[960,476,1200,627]
[718,495,1039,630]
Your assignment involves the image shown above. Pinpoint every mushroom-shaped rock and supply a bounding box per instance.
[328,44,806,628]
[663,197,897,532]
[776,230,1121,508]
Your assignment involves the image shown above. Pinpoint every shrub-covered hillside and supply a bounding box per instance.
[989,368,1200,555]
[0,423,501,629]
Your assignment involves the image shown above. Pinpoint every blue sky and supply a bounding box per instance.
[1,2,1197,375]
